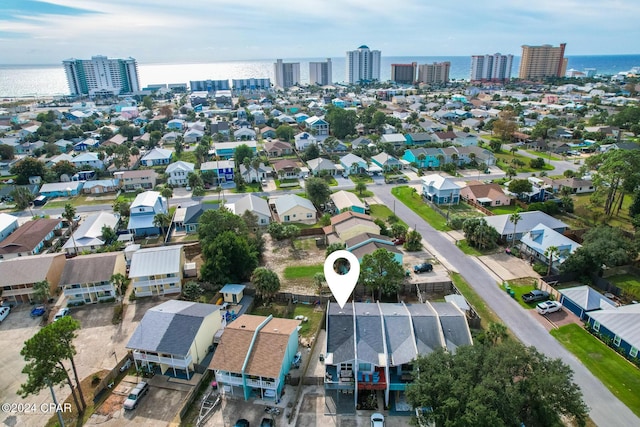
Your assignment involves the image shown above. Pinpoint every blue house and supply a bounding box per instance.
[588,304,640,362]
[403,148,444,169]
[39,181,84,198]
[371,152,402,171]
[211,314,301,402]
[201,160,235,184]
[340,153,367,175]
[127,191,168,236]
[183,203,218,234]
[167,119,187,131]
[330,190,366,214]
[332,99,346,108]
[141,148,172,166]
[73,138,99,152]
[213,141,257,160]
[559,285,617,321]
[421,174,461,205]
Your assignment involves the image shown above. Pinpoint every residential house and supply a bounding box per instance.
[225,194,271,226]
[271,194,316,224]
[219,284,245,304]
[210,121,230,136]
[234,127,257,141]
[559,285,617,320]
[421,174,461,205]
[264,140,292,157]
[128,245,185,297]
[0,218,63,260]
[587,304,640,362]
[166,161,195,187]
[116,169,157,192]
[73,138,99,151]
[46,153,75,168]
[295,113,310,124]
[82,179,119,194]
[141,148,172,166]
[128,300,222,379]
[59,252,126,304]
[381,133,407,150]
[180,204,218,234]
[483,211,569,242]
[261,128,278,141]
[304,116,330,136]
[405,133,433,145]
[294,132,317,151]
[213,141,257,160]
[167,119,187,130]
[554,177,594,194]
[455,146,496,166]
[340,153,367,175]
[210,315,300,402]
[127,191,168,236]
[183,128,204,143]
[371,152,402,171]
[162,132,180,144]
[103,134,128,147]
[39,181,83,198]
[307,157,339,176]
[460,181,511,207]
[201,160,235,184]
[403,148,443,169]
[239,163,273,183]
[351,137,372,150]
[433,131,457,144]
[273,159,302,179]
[324,211,380,244]
[324,302,472,410]
[0,213,19,243]
[331,190,366,214]
[345,232,403,264]
[71,152,104,170]
[454,132,479,147]
[519,224,582,273]
[0,253,66,303]
[62,212,120,255]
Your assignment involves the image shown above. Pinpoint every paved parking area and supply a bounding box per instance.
[529,306,582,332]
[477,252,537,282]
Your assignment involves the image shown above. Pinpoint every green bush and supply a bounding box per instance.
[112,304,123,324]
[100,297,116,303]
[448,215,466,230]
[533,262,548,276]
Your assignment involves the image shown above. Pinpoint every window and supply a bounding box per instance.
[307,213,313,218]
[358,363,371,372]
[630,347,638,358]
[614,335,621,347]
[593,321,600,331]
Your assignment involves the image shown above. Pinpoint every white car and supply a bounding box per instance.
[53,307,70,321]
[536,300,562,315]
[371,413,385,427]
[123,381,149,410]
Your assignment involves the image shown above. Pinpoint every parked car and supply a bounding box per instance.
[0,306,10,323]
[536,300,562,315]
[392,237,406,246]
[414,263,433,273]
[260,418,274,427]
[521,290,550,303]
[234,419,250,427]
[123,381,149,410]
[371,413,385,427]
[30,305,46,318]
[53,307,70,321]
[292,351,302,368]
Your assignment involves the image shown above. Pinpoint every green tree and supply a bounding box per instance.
[305,177,331,208]
[587,149,640,216]
[462,217,501,250]
[200,231,259,284]
[325,106,357,139]
[52,160,77,179]
[0,144,14,160]
[188,171,204,189]
[390,223,408,239]
[110,273,130,306]
[11,187,35,210]
[113,199,131,218]
[153,212,172,240]
[275,124,295,142]
[302,143,320,161]
[63,204,78,254]
[508,209,522,245]
[544,245,560,276]
[404,229,423,251]
[355,181,367,196]
[508,180,532,200]
[313,272,326,296]
[252,267,281,302]
[325,242,345,257]
[562,225,637,274]
[359,248,405,300]
[32,280,51,314]
[182,281,204,301]
[10,157,46,185]
[101,225,117,245]
[407,338,588,427]
[529,157,545,168]
[161,186,174,200]
[234,144,254,167]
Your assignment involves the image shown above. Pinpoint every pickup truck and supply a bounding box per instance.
[123,381,149,410]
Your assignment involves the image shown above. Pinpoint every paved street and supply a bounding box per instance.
[370,184,639,427]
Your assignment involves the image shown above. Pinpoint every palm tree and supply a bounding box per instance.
[356,181,367,196]
[451,153,459,174]
[510,145,518,158]
[544,245,560,276]
[153,212,172,243]
[110,273,130,307]
[63,204,78,255]
[437,154,445,171]
[351,162,360,175]
[32,280,51,314]
[509,209,522,246]
[469,152,477,166]
[417,153,427,169]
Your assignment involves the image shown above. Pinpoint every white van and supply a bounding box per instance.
[0,306,10,323]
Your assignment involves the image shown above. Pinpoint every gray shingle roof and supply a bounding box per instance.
[60,252,121,285]
[354,303,385,365]
[379,303,416,366]
[405,303,444,355]
[430,302,473,353]
[327,303,355,364]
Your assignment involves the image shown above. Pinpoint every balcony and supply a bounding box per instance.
[357,368,386,390]
[132,350,192,369]
[133,276,180,287]
[215,371,244,386]
[63,284,114,296]
[324,365,355,390]
[246,377,278,389]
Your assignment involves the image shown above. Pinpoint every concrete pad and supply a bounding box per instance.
[477,252,537,282]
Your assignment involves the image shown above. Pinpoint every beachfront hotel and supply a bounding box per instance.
[417,62,450,84]
[273,59,300,89]
[62,55,140,96]
[470,53,514,82]
[519,43,568,80]
[309,58,333,86]
[346,45,381,84]
[390,62,417,85]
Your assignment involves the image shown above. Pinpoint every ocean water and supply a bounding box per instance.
[1,55,639,98]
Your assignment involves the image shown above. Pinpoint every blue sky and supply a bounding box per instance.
[0,0,638,64]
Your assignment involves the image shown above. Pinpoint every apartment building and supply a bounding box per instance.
[417,62,450,84]
[274,59,300,89]
[390,62,417,85]
[309,58,333,86]
[470,53,514,82]
[346,45,381,84]
[519,43,568,80]
[63,55,140,96]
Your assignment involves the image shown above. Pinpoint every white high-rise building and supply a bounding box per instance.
[470,53,514,82]
[273,59,300,89]
[346,45,381,84]
[309,58,332,86]
[62,55,140,96]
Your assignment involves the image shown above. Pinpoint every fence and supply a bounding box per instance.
[463,199,494,216]
[538,279,562,301]
[93,353,133,404]
[299,227,325,237]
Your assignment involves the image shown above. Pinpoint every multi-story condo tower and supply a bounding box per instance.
[518,43,567,80]
[391,62,417,85]
[63,55,140,96]
[274,59,300,89]
[346,45,381,84]
[309,58,333,86]
[189,80,231,92]
[232,78,271,91]
[470,53,514,82]
[417,62,450,84]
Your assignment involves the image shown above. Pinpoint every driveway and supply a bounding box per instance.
[371,183,640,427]
[477,252,537,282]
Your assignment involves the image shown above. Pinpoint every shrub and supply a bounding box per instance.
[532,262,548,276]
[447,215,466,230]
[100,297,116,303]
[112,305,123,324]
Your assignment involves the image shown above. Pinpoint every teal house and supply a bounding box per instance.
[403,148,444,168]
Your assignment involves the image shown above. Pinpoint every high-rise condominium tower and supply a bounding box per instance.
[519,43,567,80]
[470,53,514,82]
[346,45,381,84]
[274,59,301,89]
[63,55,140,96]
[417,62,450,84]
[309,58,332,86]
[391,63,417,85]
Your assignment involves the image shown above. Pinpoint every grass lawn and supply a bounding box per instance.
[523,149,562,161]
[275,179,301,189]
[293,238,318,251]
[450,272,500,329]
[351,174,373,183]
[45,195,118,209]
[348,189,374,198]
[177,151,197,164]
[369,204,408,227]
[283,264,323,280]
[324,176,338,187]
[551,324,640,417]
[391,186,450,231]
[502,278,538,309]
[495,152,555,173]
[573,193,634,231]
[607,273,640,300]
[456,239,487,256]
[234,182,263,193]
[488,204,521,215]
[250,302,323,339]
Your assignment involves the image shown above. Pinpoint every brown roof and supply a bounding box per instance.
[0,218,61,254]
[272,159,300,172]
[0,253,64,286]
[120,169,158,179]
[329,211,373,226]
[59,252,123,285]
[464,182,508,200]
[435,131,457,140]
[264,140,290,151]
[345,233,392,248]
[209,328,255,373]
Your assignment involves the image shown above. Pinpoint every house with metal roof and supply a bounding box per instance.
[128,245,184,297]
[340,153,367,175]
[324,302,472,411]
[271,194,316,224]
[62,212,120,255]
[587,304,640,362]
[371,152,402,171]
[82,178,119,194]
[225,194,271,226]
[307,157,338,176]
[421,174,461,205]
[71,152,104,170]
[127,191,168,236]
[0,213,18,243]
[519,223,581,273]
[483,211,569,242]
[127,300,222,379]
[39,181,84,198]
[59,252,126,304]
[181,203,219,234]
[209,314,300,402]
[331,190,366,214]
[559,285,617,320]
[213,141,257,159]
[0,218,63,260]
[0,253,66,303]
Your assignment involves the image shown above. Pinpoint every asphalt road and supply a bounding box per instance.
[371,184,639,427]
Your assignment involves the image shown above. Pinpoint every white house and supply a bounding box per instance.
[71,152,104,170]
[234,127,257,140]
[166,161,195,187]
[307,157,338,176]
[0,213,19,243]
[127,191,169,236]
[272,194,317,224]
[128,245,185,297]
[225,194,271,226]
[294,132,317,151]
[63,211,120,255]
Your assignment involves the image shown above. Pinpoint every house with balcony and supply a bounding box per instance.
[304,116,329,136]
[210,314,300,402]
[324,302,472,411]
[519,224,582,273]
[381,133,407,150]
[405,133,433,145]
[141,148,172,166]
[264,140,292,157]
[273,159,302,179]
[403,148,444,169]
[0,253,66,304]
[294,132,317,151]
[0,218,63,260]
[213,141,257,160]
[201,160,235,184]
[62,212,120,255]
[128,245,185,297]
[0,213,19,243]
[234,127,257,141]
[127,300,222,379]
[421,174,461,205]
[166,161,195,187]
[127,191,168,236]
[239,163,272,183]
[71,152,104,170]
[116,169,157,192]
[59,252,126,304]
